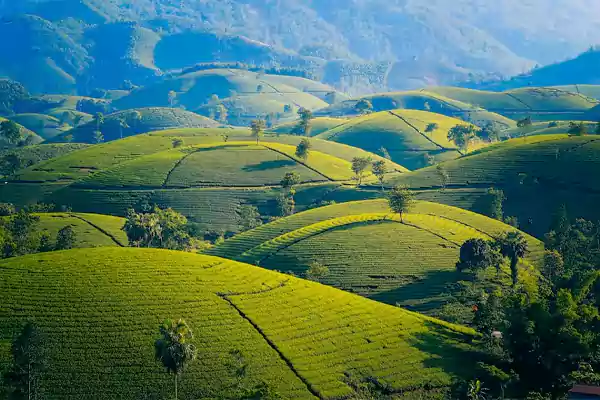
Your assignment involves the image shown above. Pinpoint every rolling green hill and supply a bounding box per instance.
[315,109,477,169]
[503,121,599,138]
[0,143,89,177]
[5,129,404,233]
[388,134,600,237]
[11,113,70,140]
[208,199,543,311]
[0,117,42,148]
[53,108,220,143]
[113,69,333,125]
[3,212,128,247]
[0,247,477,399]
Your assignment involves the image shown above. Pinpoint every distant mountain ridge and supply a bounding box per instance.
[1,0,600,95]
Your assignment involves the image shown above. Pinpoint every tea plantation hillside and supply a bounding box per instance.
[1,212,128,247]
[503,121,599,138]
[0,143,89,177]
[10,113,70,140]
[2,129,404,233]
[388,135,600,237]
[315,109,475,169]
[208,199,543,311]
[0,117,42,147]
[0,248,478,399]
[53,108,220,143]
[317,87,599,125]
[113,69,337,124]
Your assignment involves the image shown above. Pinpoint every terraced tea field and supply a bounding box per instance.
[389,135,600,236]
[270,117,348,136]
[209,200,543,310]
[0,248,477,399]
[315,109,475,169]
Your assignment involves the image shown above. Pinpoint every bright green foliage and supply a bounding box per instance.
[304,261,329,282]
[0,248,477,399]
[123,206,193,250]
[238,204,262,231]
[485,188,506,221]
[294,108,313,136]
[372,160,387,189]
[351,156,371,185]
[388,185,414,221]
[447,124,478,152]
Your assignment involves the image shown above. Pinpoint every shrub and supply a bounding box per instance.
[0,203,16,216]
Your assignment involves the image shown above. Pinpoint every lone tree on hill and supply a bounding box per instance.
[486,188,506,221]
[127,110,143,132]
[117,116,129,139]
[351,156,372,186]
[388,185,414,222]
[448,124,477,153]
[279,172,301,216]
[55,225,76,250]
[479,123,501,142]
[4,323,47,400]
[425,123,439,134]
[436,165,449,190]
[0,120,22,145]
[250,119,266,144]
[354,99,373,115]
[305,261,330,282]
[516,116,532,128]
[123,206,194,251]
[155,319,197,400]
[295,108,314,136]
[238,204,262,231]
[295,138,312,160]
[372,160,387,191]
[379,146,391,160]
[93,112,104,132]
[281,172,300,192]
[495,231,529,287]
[217,104,228,124]
[93,131,104,144]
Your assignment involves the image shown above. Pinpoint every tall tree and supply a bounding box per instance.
[155,319,197,400]
[388,185,414,222]
[495,231,529,287]
[295,138,312,161]
[448,124,477,153]
[436,165,449,190]
[486,188,506,221]
[295,108,313,136]
[1,154,23,177]
[93,112,104,132]
[250,119,266,144]
[351,157,371,186]
[0,120,22,145]
[238,205,262,231]
[168,91,177,108]
[117,116,129,139]
[456,238,501,273]
[55,225,76,250]
[4,323,46,400]
[372,160,387,190]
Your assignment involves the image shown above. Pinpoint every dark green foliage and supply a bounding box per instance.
[568,121,588,136]
[295,138,312,160]
[425,123,439,133]
[495,231,528,287]
[293,108,313,136]
[122,206,194,250]
[354,99,373,115]
[478,123,500,142]
[484,188,505,221]
[3,323,46,400]
[305,261,329,282]
[0,154,23,177]
[155,319,197,400]
[0,79,29,115]
[238,205,262,231]
[516,116,533,128]
[276,193,295,217]
[1,210,43,258]
[0,121,22,145]
[55,225,76,250]
[372,160,387,190]
[456,238,501,273]
[0,203,16,216]
[387,185,414,221]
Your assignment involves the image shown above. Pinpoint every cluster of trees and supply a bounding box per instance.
[350,156,389,188]
[450,207,600,399]
[122,206,203,251]
[0,206,77,259]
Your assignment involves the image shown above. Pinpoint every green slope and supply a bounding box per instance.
[0,117,43,148]
[53,107,220,143]
[11,113,71,140]
[269,117,347,136]
[0,248,477,399]
[315,109,479,169]
[208,199,543,311]
[388,135,600,237]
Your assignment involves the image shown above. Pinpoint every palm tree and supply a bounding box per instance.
[496,231,529,287]
[155,319,197,400]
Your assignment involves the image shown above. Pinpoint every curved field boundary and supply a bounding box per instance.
[316,113,380,141]
[69,214,126,247]
[239,213,487,264]
[388,111,455,152]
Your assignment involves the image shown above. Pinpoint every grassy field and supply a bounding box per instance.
[315,109,479,169]
[551,85,600,100]
[503,121,598,137]
[0,143,89,176]
[53,107,220,143]
[0,248,478,399]
[388,134,600,237]
[269,117,348,136]
[208,199,543,310]
[5,212,128,247]
[11,113,71,140]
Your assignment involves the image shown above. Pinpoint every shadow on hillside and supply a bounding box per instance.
[242,159,296,172]
[408,322,482,380]
[369,270,460,311]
